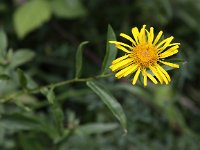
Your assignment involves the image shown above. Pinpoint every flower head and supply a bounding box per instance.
[110,25,180,86]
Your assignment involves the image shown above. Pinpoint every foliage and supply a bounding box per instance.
[0,0,200,149]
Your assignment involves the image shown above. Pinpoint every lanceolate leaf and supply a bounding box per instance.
[0,29,7,57]
[76,123,118,135]
[101,25,117,74]
[75,41,89,78]
[86,81,127,132]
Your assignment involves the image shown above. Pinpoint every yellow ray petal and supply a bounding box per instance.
[156,36,174,51]
[153,31,163,45]
[138,25,146,43]
[147,27,154,44]
[115,64,138,78]
[159,50,178,59]
[149,66,163,84]
[112,55,129,64]
[156,66,168,84]
[159,60,179,68]
[158,45,179,54]
[146,72,158,84]
[156,64,171,81]
[110,58,133,71]
[169,43,180,46]
[120,33,136,46]
[142,69,148,86]
[109,41,133,49]
[123,64,138,77]
[116,45,131,53]
[132,68,141,85]
[132,27,139,44]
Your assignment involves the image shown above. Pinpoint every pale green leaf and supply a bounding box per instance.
[11,49,35,68]
[13,0,52,38]
[76,123,118,135]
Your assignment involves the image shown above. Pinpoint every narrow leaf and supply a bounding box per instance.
[0,113,42,130]
[76,123,118,135]
[101,25,117,74]
[75,41,89,78]
[17,69,28,89]
[86,81,127,132]
[0,29,7,57]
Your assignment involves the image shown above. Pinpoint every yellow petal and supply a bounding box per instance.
[147,27,154,44]
[159,60,179,68]
[116,45,131,53]
[120,33,136,46]
[156,36,174,51]
[146,73,158,84]
[153,31,163,45]
[156,66,169,84]
[159,45,179,54]
[115,64,138,78]
[138,25,146,43]
[112,55,129,64]
[132,27,139,44]
[110,58,133,71]
[156,64,171,82]
[159,50,178,59]
[123,64,138,77]
[109,41,133,49]
[142,69,148,86]
[132,68,141,85]
[149,66,163,84]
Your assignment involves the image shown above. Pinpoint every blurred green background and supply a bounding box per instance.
[0,0,200,149]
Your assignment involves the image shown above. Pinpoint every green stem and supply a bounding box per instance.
[1,73,112,103]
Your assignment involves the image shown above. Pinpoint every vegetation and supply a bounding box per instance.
[0,0,200,149]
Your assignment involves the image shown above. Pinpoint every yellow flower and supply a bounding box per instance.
[110,25,180,86]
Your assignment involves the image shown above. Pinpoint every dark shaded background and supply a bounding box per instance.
[0,0,200,149]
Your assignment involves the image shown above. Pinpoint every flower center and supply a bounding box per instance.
[132,43,158,68]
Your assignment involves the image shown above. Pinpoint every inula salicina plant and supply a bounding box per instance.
[0,0,200,150]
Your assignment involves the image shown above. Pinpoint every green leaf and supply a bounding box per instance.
[76,123,118,135]
[11,49,35,68]
[86,81,127,132]
[17,69,28,89]
[101,25,117,74]
[47,87,55,104]
[75,41,89,78]
[51,0,87,19]
[51,103,64,136]
[0,74,10,81]
[13,0,52,38]
[0,29,7,57]
[0,113,42,130]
